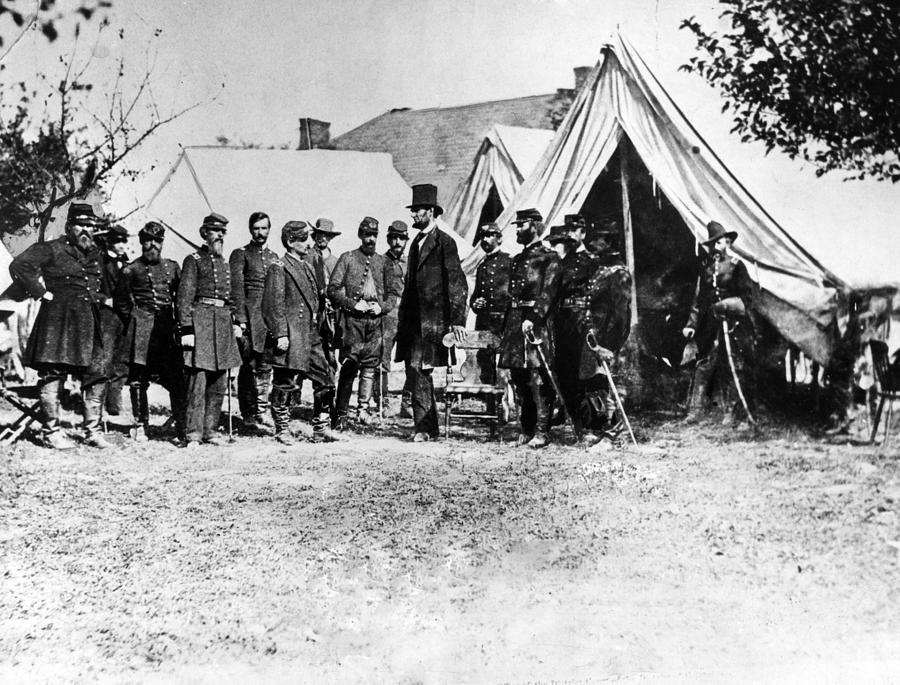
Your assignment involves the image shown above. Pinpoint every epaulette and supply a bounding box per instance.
[730,256,740,265]
[190,252,201,261]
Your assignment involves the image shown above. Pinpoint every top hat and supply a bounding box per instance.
[67,202,103,227]
[512,208,543,225]
[139,221,166,241]
[387,220,409,238]
[201,212,229,232]
[545,224,573,244]
[281,220,309,242]
[358,216,379,234]
[406,183,443,216]
[313,218,341,236]
[702,220,738,245]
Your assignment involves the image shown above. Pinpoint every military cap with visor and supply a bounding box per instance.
[511,207,543,225]
[67,202,104,227]
[201,212,229,232]
[281,220,309,242]
[358,216,379,235]
[387,220,409,238]
[139,221,166,241]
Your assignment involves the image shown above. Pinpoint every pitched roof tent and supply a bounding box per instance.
[445,125,555,244]
[462,31,893,365]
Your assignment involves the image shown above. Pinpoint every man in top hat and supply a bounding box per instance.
[114,221,185,442]
[497,208,561,449]
[372,219,409,415]
[176,212,243,446]
[230,211,279,432]
[395,184,468,441]
[327,217,400,426]
[9,202,112,448]
[263,221,338,444]
[682,220,756,424]
[470,221,511,388]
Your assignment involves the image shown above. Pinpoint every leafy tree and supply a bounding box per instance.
[681,1,900,181]
[0,0,111,57]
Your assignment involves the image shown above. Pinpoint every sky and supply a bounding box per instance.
[1,0,897,286]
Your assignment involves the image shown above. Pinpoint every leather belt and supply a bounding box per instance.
[510,299,536,309]
[196,297,227,307]
[560,296,590,309]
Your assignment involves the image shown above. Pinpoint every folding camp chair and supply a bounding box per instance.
[869,339,900,447]
[0,369,45,445]
[442,330,506,440]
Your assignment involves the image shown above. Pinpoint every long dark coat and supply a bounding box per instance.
[176,246,242,371]
[498,241,561,369]
[381,250,407,367]
[114,256,181,366]
[687,254,756,360]
[471,249,512,336]
[10,236,105,370]
[395,227,468,368]
[230,242,279,354]
[549,250,600,379]
[262,253,320,373]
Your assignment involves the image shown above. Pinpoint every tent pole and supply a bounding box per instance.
[619,148,639,326]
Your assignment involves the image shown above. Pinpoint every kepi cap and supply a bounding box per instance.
[67,202,103,227]
[387,220,409,238]
[281,220,309,242]
[201,212,229,231]
[358,216,379,234]
[512,208,543,225]
[139,221,166,241]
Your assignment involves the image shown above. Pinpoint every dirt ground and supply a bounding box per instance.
[2,393,900,684]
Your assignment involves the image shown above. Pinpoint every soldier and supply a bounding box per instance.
[305,217,341,294]
[114,221,185,442]
[176,212,242,446]
[262,221,337,444]
[327,217,399,427]
[395,184,468,442]
[682,220,756,424]
[497,208,561,449]
[372,220,409,415]
[470,222,511,385]
[93,223,130,417]
[230,211,279,432]
[9,203,112,448]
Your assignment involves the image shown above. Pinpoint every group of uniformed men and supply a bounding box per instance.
[9,181,755,450]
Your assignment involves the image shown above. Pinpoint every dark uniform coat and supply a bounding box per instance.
[470,249,511,336]
[498,241,561,369]
[395,227,468,368]
[10,236,105,370]
[114,256,181,366]
[262,253,319,373]
[230,242,279,353]
[176,246,242,371]
[88,250,129,384]
[687,253,756,359]
[381,250,407,367]
[549,250,600,378]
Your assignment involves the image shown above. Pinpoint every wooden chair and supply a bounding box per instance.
[869,339,900,446]
[442,330,506,440]
[0,369,45,445]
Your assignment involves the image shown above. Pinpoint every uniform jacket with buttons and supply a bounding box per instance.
[686,253,756,358]
[471,249,511,335]
[230,242,279,353]
[262,252,319,372]
[176,246,241,371]
[114,256,181,366]
[381,249,407,347]
[10,235,104,369]
[305,245,338,296]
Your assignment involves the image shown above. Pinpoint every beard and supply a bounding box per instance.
[360,240,377,255]
[388,245,405,259]
[516,229,535,246]
[143,246,161,264]
[70,230,95,252]
[209,239,224,257]
[412,214,429,230]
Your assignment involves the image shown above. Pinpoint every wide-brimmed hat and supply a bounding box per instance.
[139,221,166,241]
[282,220,309,242]
[702,220,737,245]
[586,217,619,239]
[406,183,443,216]
[545,224,573,245]
[313,218,341,236]
[358,216,379,235]
[67,202,103,227]
[387,220,409,238]
[512,208,543,225]
[201,212,229,232]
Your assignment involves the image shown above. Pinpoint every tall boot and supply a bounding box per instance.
[39,378,74,449]
[372,368,390,413]
[129,384,150,442]
[356,367,375,425]
[270,387,294,444]
[684,369,709,423]
[528,373,551,449]
[312,385,338,442]
[83,383,112,448]
[203,387,226,444]
[398,389,412,418]
[255,367,273,425]
[334,362,357,429]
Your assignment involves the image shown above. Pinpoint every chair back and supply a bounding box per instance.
[442,330,501,386]
[869,339,896,393]
[441,330,500,351]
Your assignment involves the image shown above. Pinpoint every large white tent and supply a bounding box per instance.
[445,125,554,244]
[463,32,899,365]
[113,146,470,262]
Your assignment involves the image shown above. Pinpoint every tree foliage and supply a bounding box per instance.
[681,1,900,181]
[0,0,111,54]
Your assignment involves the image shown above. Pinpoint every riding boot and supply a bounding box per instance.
[39,378,74,449]
[334,361,357,427]
[255,367,272,424]
[372,369,390,413]
[398,389,412,418]
[128,384,150,442]
[83,383,112,448]
[203,389,225,443]
[356,367,375,424]
[684,371,709,423]
[270,387,293,443]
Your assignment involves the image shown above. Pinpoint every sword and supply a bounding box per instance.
[585,329,638,447]
[721,320,756,426]
[523,328,576,435]
[226,368,234,442]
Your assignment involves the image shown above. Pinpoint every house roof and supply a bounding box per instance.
[332,93,562,205]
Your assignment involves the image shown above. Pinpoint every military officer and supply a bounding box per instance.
[372,219,409,414]
[262,221,338,444]
[9,203,111,448]
[114,221,185,442]
[470,222,511,385]
[176,212,242,446]
[498,208,561,449]
[230,211,279,432]
[93,223,130,417]
[682,220,757,424]
[305,217,341,295]
[327,217,400,427]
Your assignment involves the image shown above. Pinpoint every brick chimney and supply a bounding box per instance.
[573,66,593,91]
[298,118,331,150]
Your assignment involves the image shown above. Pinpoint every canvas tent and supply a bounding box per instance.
[445,125,555,244]
[113,147,471,263]
[463,31,897,366]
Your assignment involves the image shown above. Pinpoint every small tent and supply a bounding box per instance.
[445,125,554,244]
[463,32,898,366]
[112,147,470,262]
